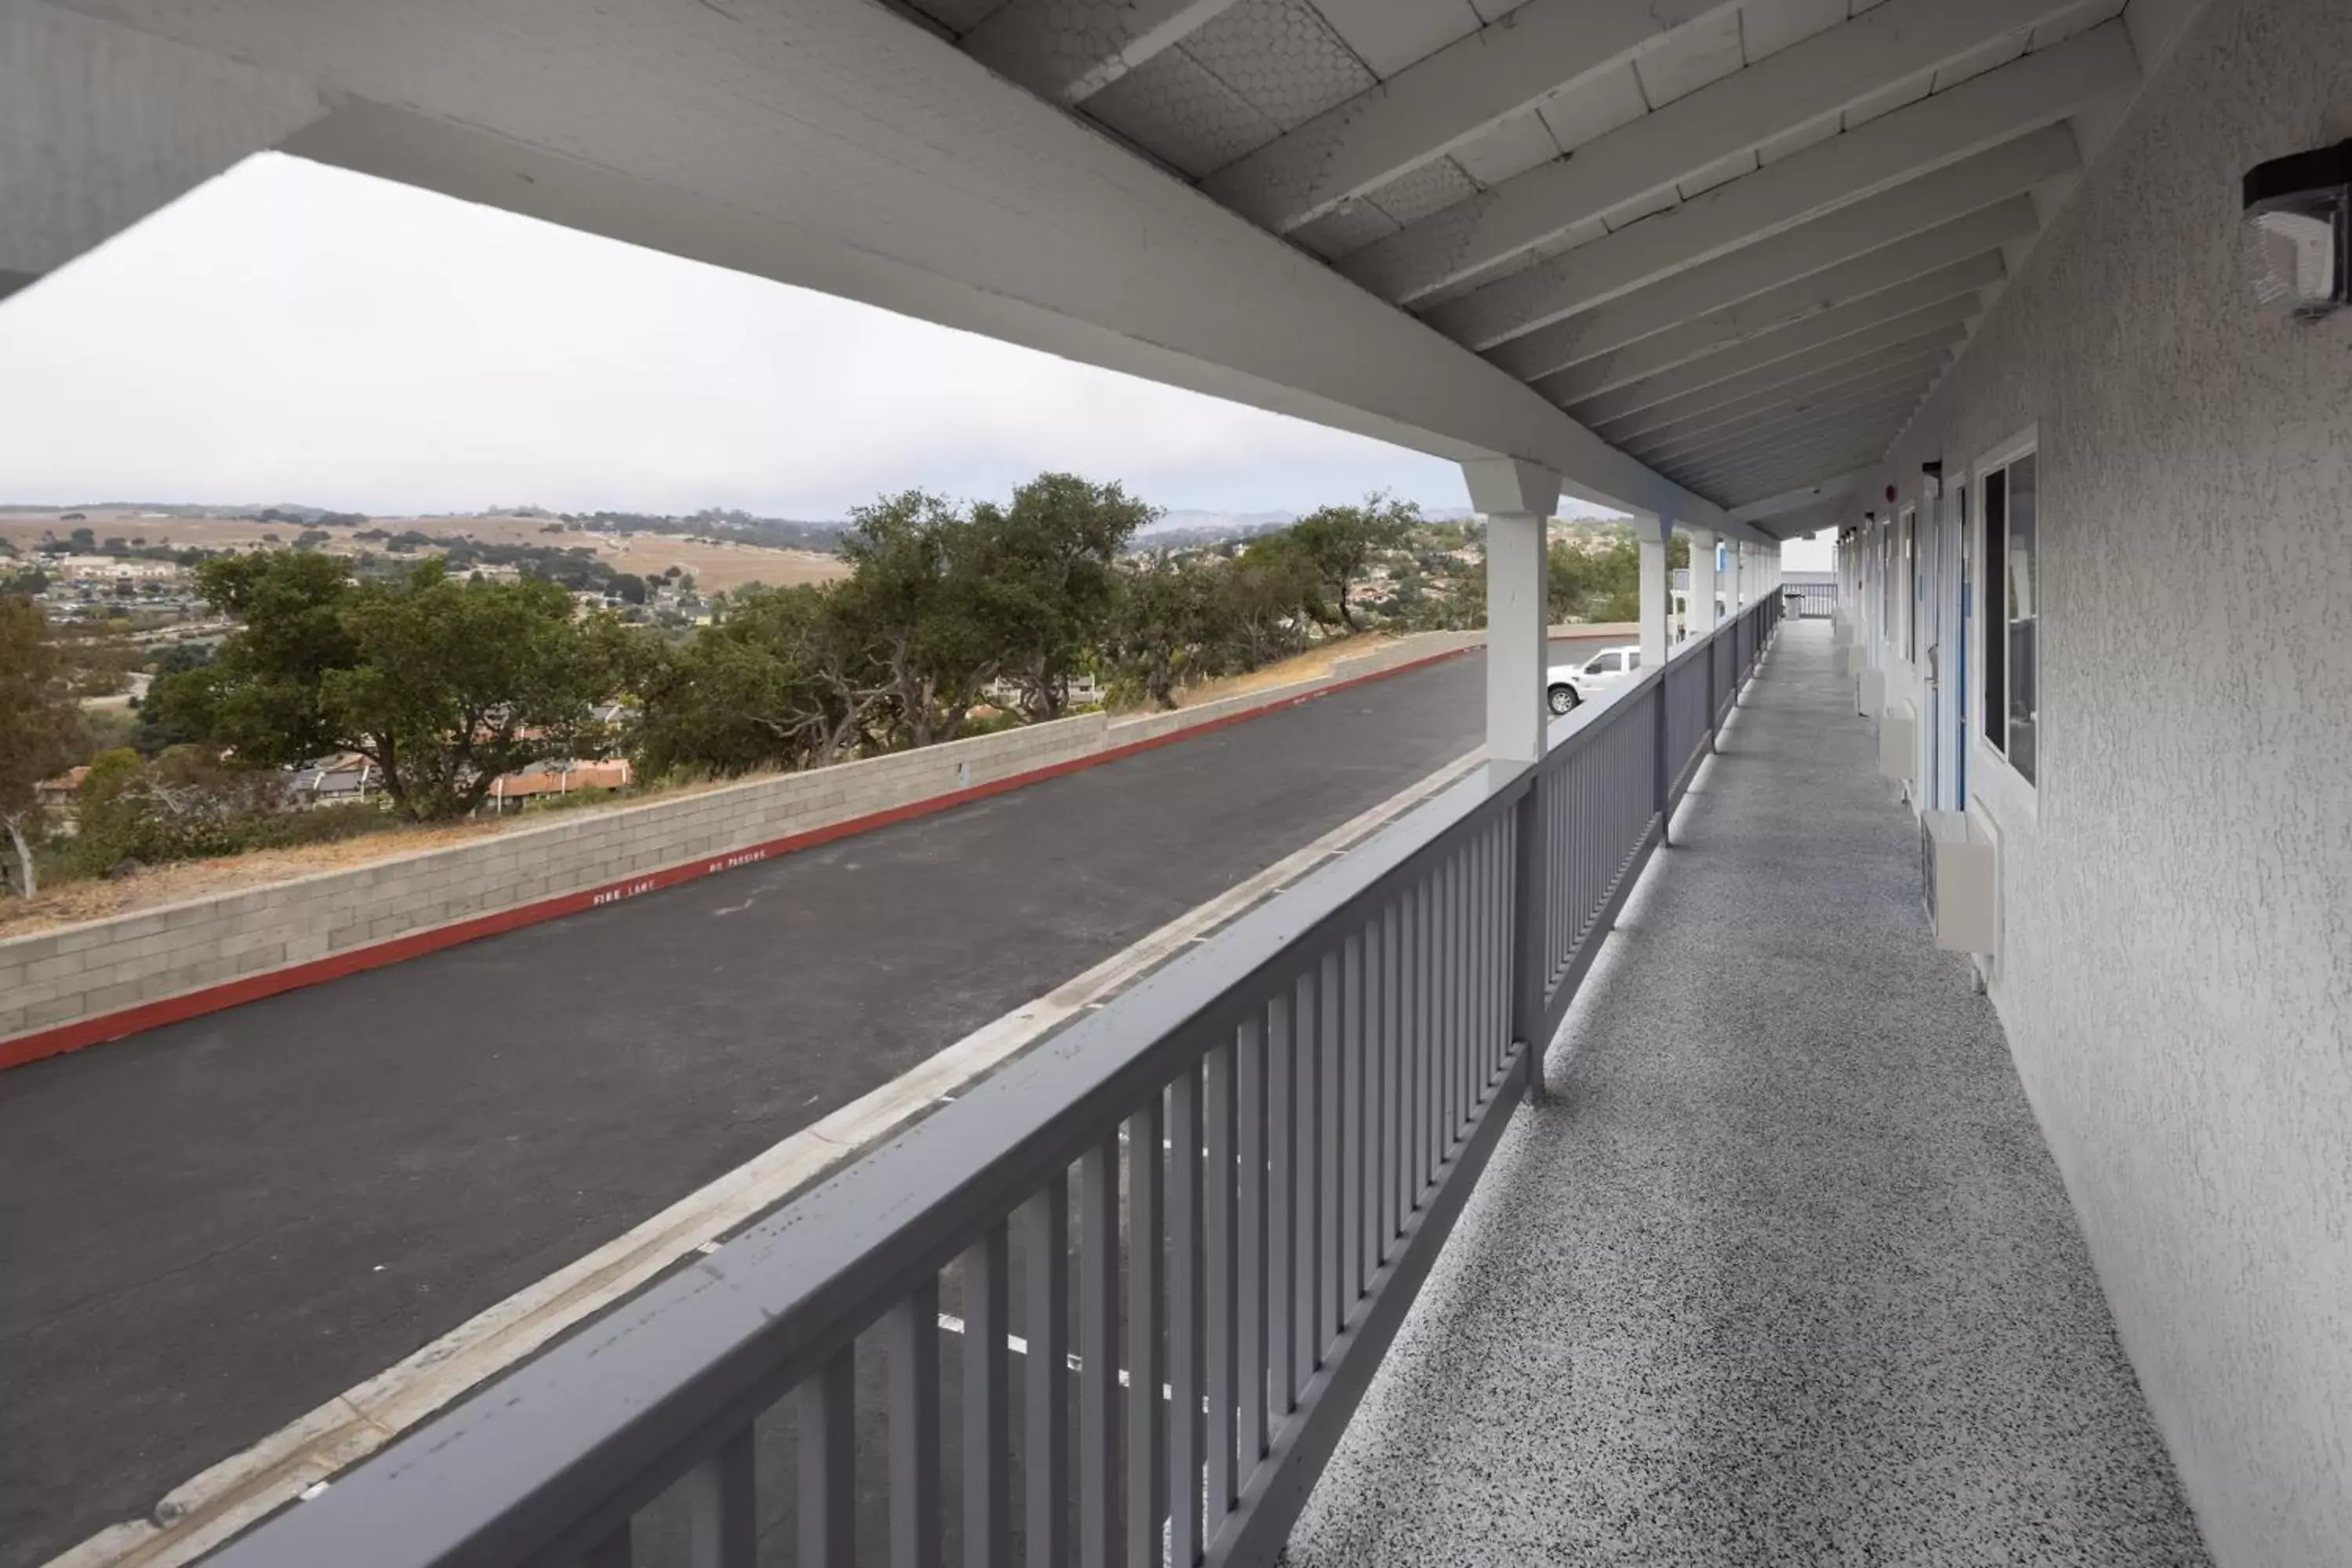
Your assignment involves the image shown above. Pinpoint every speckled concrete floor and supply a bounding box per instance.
[1283,621,2209,1568]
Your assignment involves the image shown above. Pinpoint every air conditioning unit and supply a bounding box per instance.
[1832,615,1856,647]
[1857,666,1885,715]
[1844,641,1871,677]
[1878,699,1917,791]
[1922,809,1998,956]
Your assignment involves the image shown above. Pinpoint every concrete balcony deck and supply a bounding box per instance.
[1285,622,2211,1566]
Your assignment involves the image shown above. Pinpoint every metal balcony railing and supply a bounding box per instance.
[1784,582,1838,619]
[212,594,1782,1568]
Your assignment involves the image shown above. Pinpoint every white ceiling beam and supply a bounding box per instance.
[1646,383,1936,474]
[1703,456,1882,512]
[1635,376,1941,475]
[1486,187,2038,384]
[1609,345,1957,460]
[1621,341,1955,454]
[1618,333,1966,451]
[1646,368,1939,463]
[1694,449,1901,514]
[1428,20,2132,344]
[1740,492,1863,541]
[1430,107,2060,354]
[1591,305,1974,442]
[1197,0,1737,233]
[1701,445,1911,512]
[1534,234,2009,402]
[1686,423,1913,496]
[1552,251,2000,421]
[1630,357,1948,466]
[963,0,1244,106]
[1726,467,1878,524]
[1341,0,2111,305]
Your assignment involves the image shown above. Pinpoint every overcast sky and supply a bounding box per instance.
[0,154,1482,521]
[0,152,1831,564]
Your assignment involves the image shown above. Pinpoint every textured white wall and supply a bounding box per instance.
[1881,2,2352,1561]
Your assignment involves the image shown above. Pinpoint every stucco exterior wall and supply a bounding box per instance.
[1877,2,2352,1561]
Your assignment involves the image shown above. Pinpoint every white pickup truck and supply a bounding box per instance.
[1545,644,1642,714]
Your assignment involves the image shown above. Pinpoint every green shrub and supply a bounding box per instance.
[70,749,385,874]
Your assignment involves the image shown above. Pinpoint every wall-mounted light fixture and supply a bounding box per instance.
[2243,139,2351,318]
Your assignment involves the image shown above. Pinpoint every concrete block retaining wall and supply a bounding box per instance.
[0,631,1482,1065]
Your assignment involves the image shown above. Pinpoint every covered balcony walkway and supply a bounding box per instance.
[1287,618,2208,1565]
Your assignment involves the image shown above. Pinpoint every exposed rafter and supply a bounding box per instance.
[1588,305,1975,444]
[1646,384,1936,475]
[1536,245,2005,405]
[1340,0,2112,307]
[1485,190,2041,384]
[1651,369,1937,459]
[1551,252,1999,422]
[962,0,1244,105]
[1629,358,1950,466]
[1619,339,1955,454]
[1197,0,1737,232]
[1727,468,1879,526]
[1435,32,2125,349]
[1696,428,1911,501]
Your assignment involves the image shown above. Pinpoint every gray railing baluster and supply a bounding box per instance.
[1024,1181,1069,1568]
[1462,833,1479,1103]
[1363,915,1381,1282]
[1432,865,1451,1159]
[1486,822,1503,1083]
[1236,1013,1269,1473]
[1392,884,1411,1203]
[1341,929,1363,1306]
[1316,948,1341,1349]
[1077,1140,1120,1567]
[1291,970,1318,1398]
[1379,903,1401,1254]
[800,1346,856,1567]
[966,1223,1011,1568]
[1419,873,1438,1193]
[1514,784,1541,1089]
[684,1425,755,1568]
[1266,989,1296,1420]
[1168,1063,1203,1567]
[1480,827,1496,1087]
[1461,845,1478,1129]
[1450,851,1468,1142]
[889,1282,942,1568]
[1205,1037,1239,1527]
[1124,1095,1164,1568]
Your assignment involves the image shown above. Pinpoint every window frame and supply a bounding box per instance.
[1969,426,2041,821]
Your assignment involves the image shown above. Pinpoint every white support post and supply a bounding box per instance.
[1462,457,1561,767]
[1633,514,1671,676]
[1471,457,1563,1105]
[1686,527,1719,635]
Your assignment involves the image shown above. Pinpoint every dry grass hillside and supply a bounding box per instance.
[0,510,848,593]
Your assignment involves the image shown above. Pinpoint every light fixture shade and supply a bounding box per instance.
[2242,140,2352,318]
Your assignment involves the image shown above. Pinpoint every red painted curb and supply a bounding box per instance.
[1,644,1476,1073]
